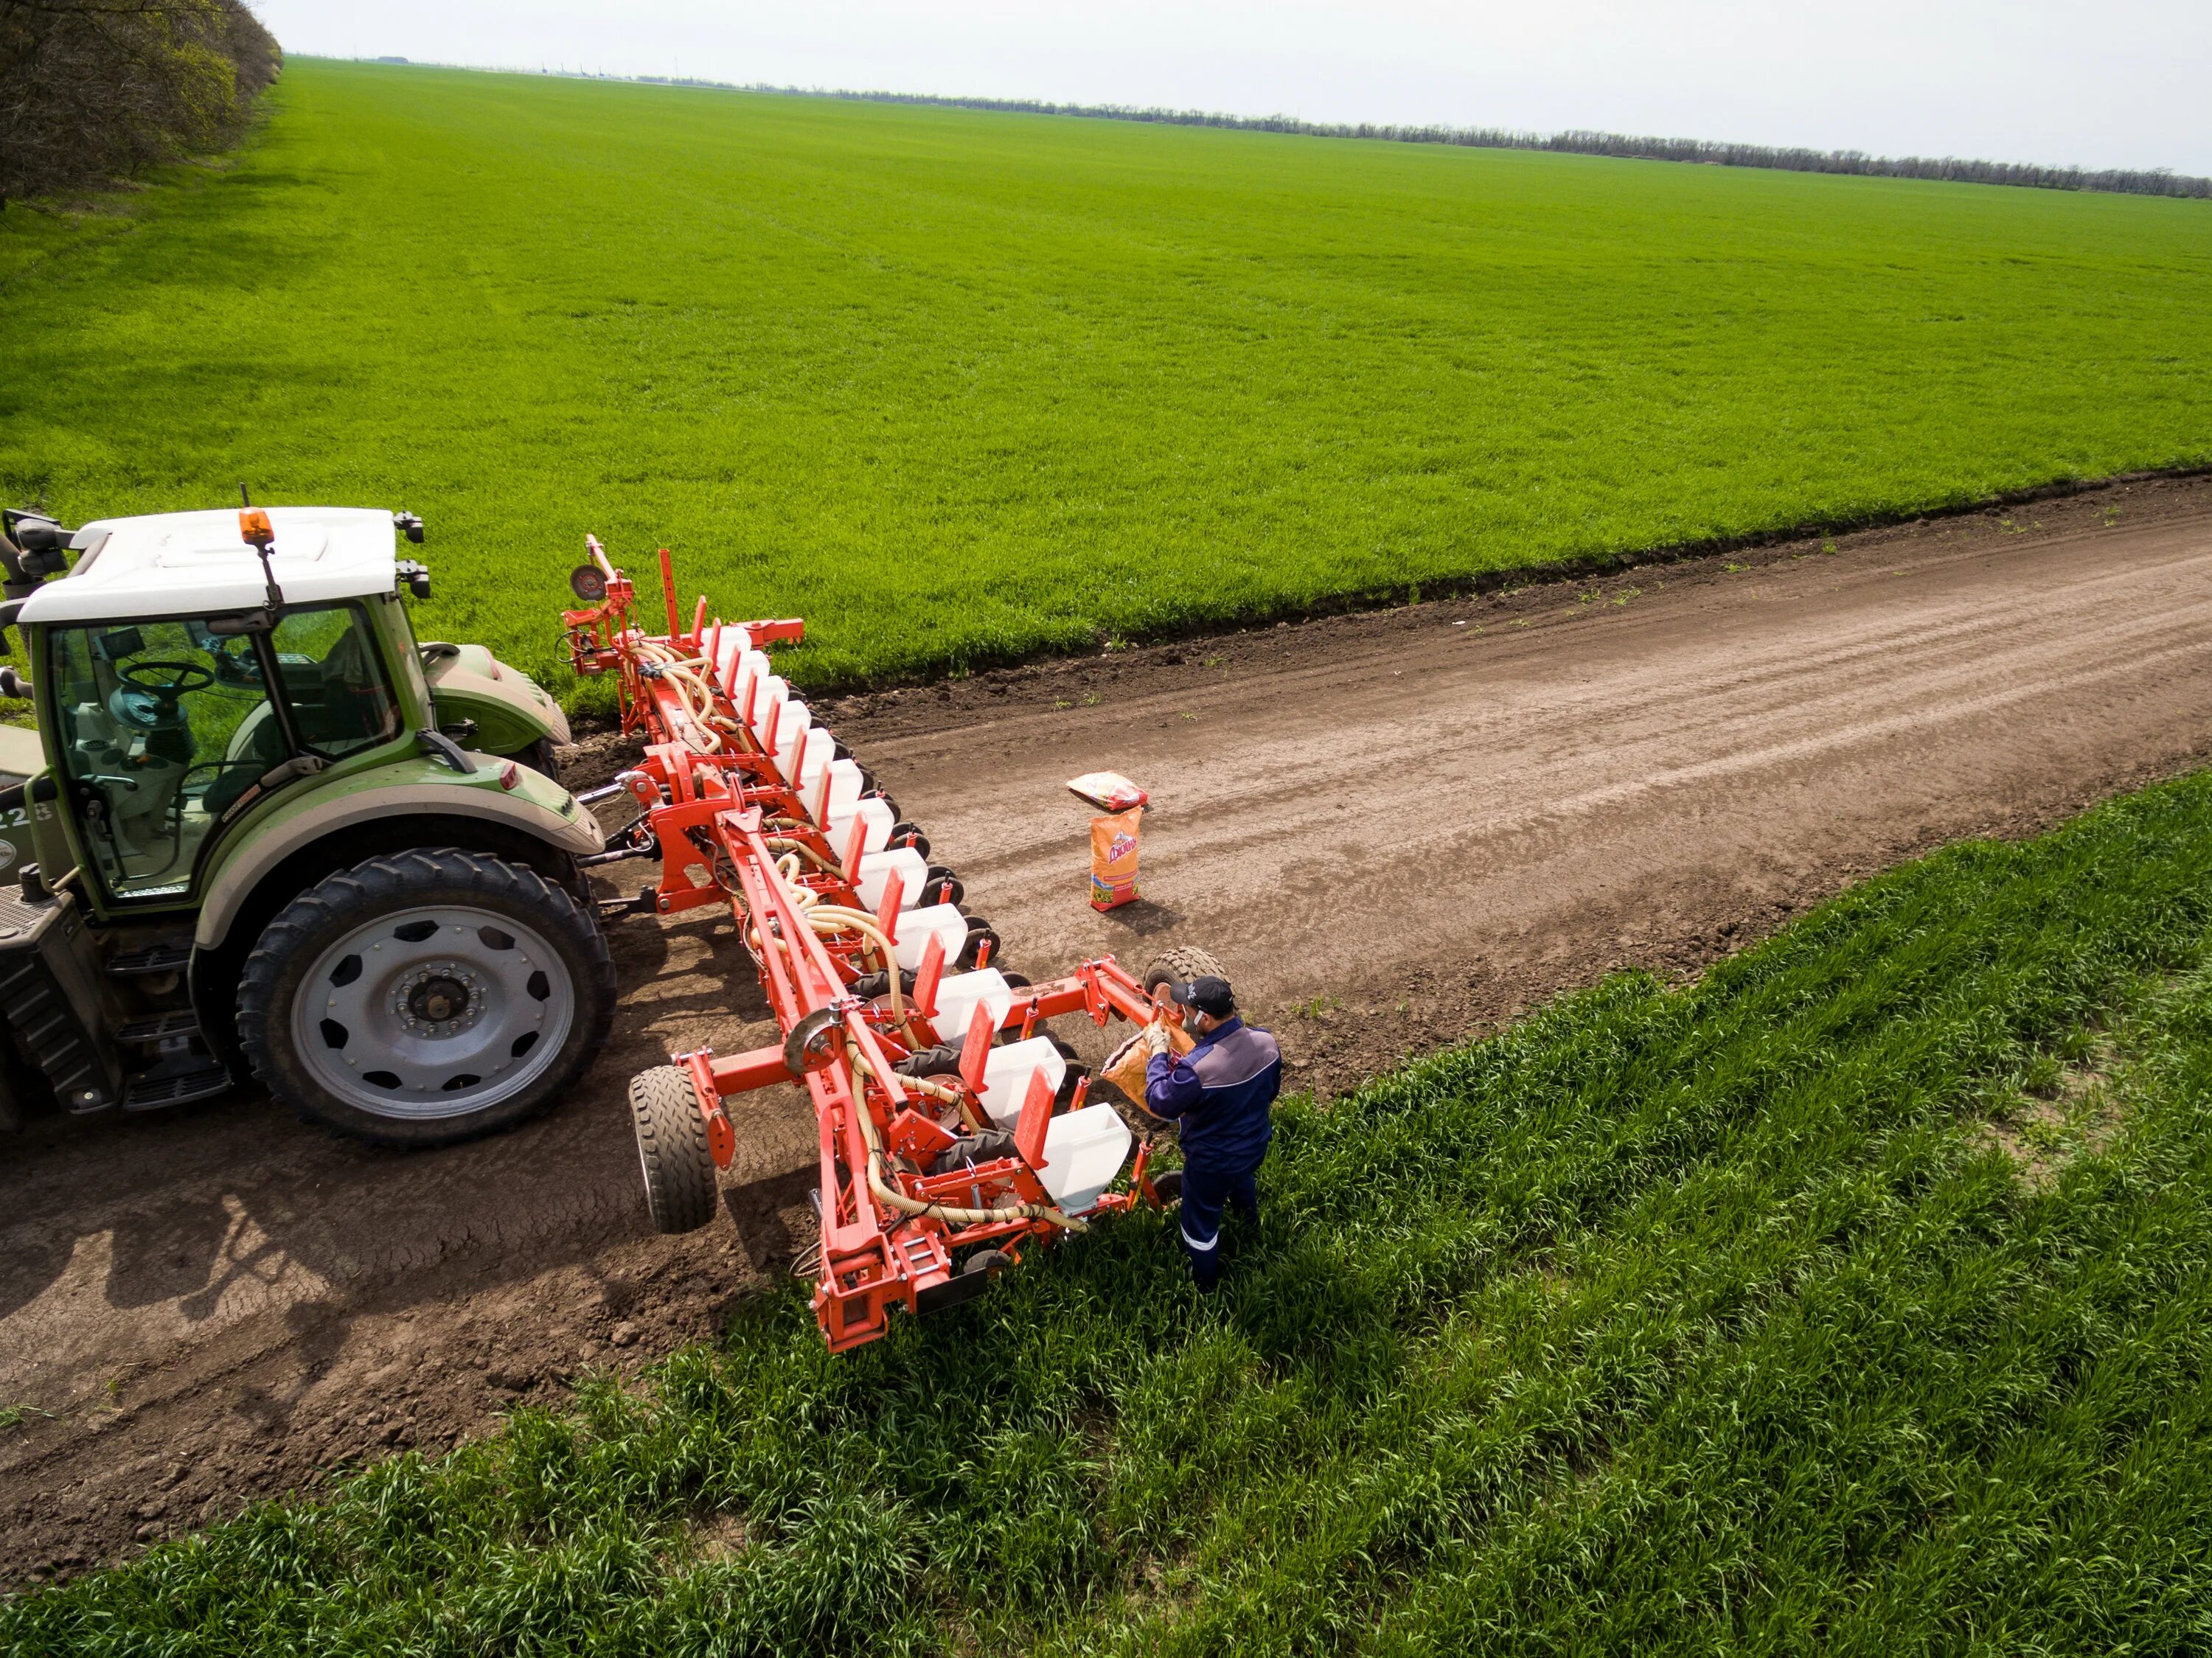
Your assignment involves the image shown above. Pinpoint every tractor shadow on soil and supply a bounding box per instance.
[723,1168,820,1276]
[0,891,786,1404]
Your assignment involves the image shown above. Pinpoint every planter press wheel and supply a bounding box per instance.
[958,919,1000,970]
[630,1066,720,1234]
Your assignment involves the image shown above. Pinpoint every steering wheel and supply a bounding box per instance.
[119,660,216,697]
[111,659,215,729]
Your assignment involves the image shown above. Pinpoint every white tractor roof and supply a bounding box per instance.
[15,506,400,625]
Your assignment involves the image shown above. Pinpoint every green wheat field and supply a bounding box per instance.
[2,59,2208,703]
[11,769,2212,1652]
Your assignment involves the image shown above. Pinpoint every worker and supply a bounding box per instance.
[1144,975,1282,1292]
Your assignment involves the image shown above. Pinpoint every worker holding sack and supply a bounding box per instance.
[1144,975,1282,1292]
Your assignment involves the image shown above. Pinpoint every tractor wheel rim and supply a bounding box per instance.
[291,903,577,1121]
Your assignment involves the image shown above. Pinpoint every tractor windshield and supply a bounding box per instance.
[46,604,399,902]
[266,604,400,759]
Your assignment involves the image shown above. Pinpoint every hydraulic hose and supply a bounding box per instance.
[634,641,726,753]
[807,908,905,1019]
[737,868,907,1020]
[847,1048,1084,1233]
[765,836,844,879]
[747,812,1068,1229]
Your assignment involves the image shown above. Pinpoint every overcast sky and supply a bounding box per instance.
[257,1,2212,176]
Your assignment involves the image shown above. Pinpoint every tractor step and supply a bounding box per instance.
[106,943,192,977]
[121,1060,232,1113]
[116,1010,203,1045]
[0,886,122,1110]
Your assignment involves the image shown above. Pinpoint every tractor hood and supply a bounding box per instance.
[16,507,400,623]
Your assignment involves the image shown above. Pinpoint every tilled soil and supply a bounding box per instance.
[4,473,2212,1585]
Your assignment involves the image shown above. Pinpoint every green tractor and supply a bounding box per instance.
[0,501,617,1146]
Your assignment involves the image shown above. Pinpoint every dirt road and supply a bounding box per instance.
[6,475,2211,1583]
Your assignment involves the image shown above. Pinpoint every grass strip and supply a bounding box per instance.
[11,772,2212,1653]
[3,60,2209,706]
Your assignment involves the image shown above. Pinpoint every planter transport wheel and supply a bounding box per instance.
[1144,945,1227,1002]
[630,1066,719,1233]
[237,849,615,1148]
[1151,1168,1184,1206]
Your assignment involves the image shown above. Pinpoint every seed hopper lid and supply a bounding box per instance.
[1065,770,1148,813]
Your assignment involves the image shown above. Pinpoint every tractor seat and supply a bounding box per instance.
[203,716,288,816]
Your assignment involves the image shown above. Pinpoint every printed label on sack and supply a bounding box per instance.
[1089,807,1143,910]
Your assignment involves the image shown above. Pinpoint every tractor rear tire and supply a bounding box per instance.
[1144,945,1226,1000]
[630,1065,720,1233]
[237,849,616,1149]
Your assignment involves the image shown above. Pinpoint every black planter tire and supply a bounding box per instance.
[630,1065,720,1233]
[237,848,616,1149]
[958,923,1000,970]
[1144,945,1227,1000]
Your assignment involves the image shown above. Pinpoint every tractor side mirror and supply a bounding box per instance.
[10,517,70,577]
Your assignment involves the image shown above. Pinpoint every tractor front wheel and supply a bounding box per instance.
[237,849,616,1148]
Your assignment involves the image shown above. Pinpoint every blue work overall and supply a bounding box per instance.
[1145,1017,1282,1289]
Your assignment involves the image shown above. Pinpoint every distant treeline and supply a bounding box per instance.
[1,0,282,206]
[627,75,2212,202]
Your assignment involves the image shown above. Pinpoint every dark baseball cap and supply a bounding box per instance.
[1164,976,1236,1018]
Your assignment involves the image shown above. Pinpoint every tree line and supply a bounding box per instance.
[629,75,2211,202]
[1,0,281,207]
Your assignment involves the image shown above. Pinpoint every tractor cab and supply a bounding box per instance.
[43,603,401,900]
[0,503,611,1143]
[13,507,422,907]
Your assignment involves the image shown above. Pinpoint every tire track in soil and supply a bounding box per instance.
[4,474,2211,1585]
